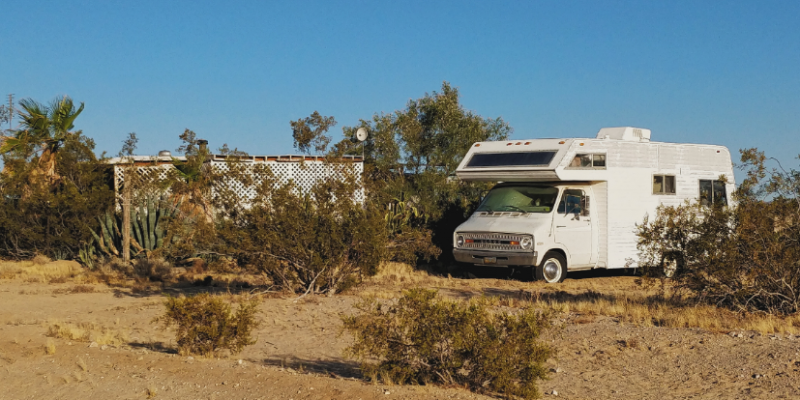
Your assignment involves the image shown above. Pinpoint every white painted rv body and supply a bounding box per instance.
[452,127,734,279]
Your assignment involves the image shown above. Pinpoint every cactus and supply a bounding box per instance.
[78,241,96,269]
[385,197,425,234]
[90,194,180,257]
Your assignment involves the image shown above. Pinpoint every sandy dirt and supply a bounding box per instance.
[2,267,800,400]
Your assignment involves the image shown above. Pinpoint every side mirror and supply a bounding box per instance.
[581,195,590,216]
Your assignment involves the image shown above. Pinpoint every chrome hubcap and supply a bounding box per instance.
[543,259,561,282]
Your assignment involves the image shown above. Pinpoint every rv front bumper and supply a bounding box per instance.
[453,249,538,267]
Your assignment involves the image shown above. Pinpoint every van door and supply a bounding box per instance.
[554,188,592,267]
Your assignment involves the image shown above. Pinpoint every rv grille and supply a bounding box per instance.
[458,232,532,252]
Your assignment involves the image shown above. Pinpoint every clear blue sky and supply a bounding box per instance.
[2,1,798,181]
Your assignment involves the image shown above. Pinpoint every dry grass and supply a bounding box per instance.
[47,321,130,346]
[32,254,52,265]
[52,285,95,295]
[146,385,157,398]
[498,286,800,335]
[363,265,800,335]
[368,262,434,285]
[44,339,56,355]
[0,259,83,281]
[77,357,88,372]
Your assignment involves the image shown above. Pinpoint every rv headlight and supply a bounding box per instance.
[456,235,464,247]
[520,236,533,250]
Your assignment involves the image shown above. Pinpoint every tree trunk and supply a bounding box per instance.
[122,172,131,263]
[36,147,60,186]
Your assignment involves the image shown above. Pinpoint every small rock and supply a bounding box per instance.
[770,336,778,340]
[737,333,744,338]
[88,342,98,348]
[222,381,227,385]
[551,390,559,396]
[100,345,108,350]
[186,356,194,361]
[384,390,391,395]
[238,359,243,365]
[556,367,564,373]
[753,374,762,379]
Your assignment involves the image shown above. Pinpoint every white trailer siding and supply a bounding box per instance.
[592,181,609,268]
[556,139,734,269]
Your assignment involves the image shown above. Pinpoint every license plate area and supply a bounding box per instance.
[483,257,496,264]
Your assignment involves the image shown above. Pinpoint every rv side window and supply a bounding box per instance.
[592,154,606,167]
[568,154,606,169]
[557,189,589,216]
[699,179,727,206]
[653,175,676,194]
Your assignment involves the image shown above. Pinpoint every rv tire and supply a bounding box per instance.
[535,252,567,283]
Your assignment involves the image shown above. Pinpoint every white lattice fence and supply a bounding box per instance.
[114,160,364,208]
[210,160,365,204]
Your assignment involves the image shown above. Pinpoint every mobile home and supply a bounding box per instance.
[452,127,734,282]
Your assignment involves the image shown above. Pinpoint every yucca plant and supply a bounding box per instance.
[90,195,181,258]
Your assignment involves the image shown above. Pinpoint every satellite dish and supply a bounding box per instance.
[356,127,369,142]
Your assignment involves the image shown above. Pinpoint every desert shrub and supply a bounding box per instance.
[132,257,173,281]
[342,289,553,399]
[199,165,391,294]
[154,293,259,356]
[637,149,800,314]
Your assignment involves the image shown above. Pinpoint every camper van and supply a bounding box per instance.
[452,127,735,283]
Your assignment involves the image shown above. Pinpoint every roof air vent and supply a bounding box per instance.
[595,127,651,142]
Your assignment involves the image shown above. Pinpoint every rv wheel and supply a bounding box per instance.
[535,252,567,283]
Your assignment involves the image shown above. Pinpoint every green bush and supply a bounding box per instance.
[342,289,553,399]
[0,131,114,259]
[154,294,259,356]
[331,82,511,269]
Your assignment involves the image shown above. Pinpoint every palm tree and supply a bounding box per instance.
[0,96,84,184]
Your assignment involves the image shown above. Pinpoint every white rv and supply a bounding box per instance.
[452,127,735,282]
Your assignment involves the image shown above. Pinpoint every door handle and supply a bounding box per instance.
[556,225,566,228]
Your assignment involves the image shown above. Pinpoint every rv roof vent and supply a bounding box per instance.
[158,150,171,157]
[595,127,651,142]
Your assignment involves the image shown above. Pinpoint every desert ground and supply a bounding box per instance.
[2,259,800,400]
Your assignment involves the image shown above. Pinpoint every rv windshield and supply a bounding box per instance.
[477,185,559,213]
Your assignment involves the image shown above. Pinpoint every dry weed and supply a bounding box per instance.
[47,321,129,346]
[368,262,433,284]
[32,255,52,265]
[44,339,56,355]
[52,285,95,295]
[527,287,800,335]
[77,357,88,372]
[0,260,82,281]
[146,385,157,398]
